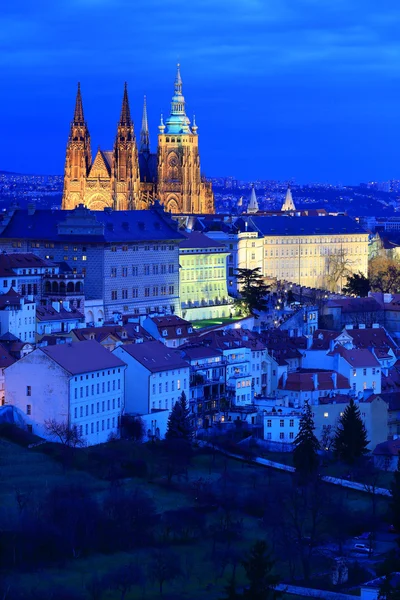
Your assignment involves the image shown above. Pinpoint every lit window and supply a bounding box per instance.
[324,412,329,418]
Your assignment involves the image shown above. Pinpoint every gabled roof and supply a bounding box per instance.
[148,315,195,340]
[0,252,55,277]
[72,323,150,343]
[325,297,381,314]
[116,340,189,373]
[88,149,111,178]
[0,342,16,369]
[40,340,126,375]
[328,345,380,368]
[311,330,339,350]
[345,327,397,352]
[0,288,23,310]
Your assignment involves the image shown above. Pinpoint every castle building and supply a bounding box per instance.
[62,66,214,215]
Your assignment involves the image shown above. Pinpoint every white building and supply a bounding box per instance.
[4,340,126,445]
[141,315,196,348]
[263,407,300,444]
[0,289,36,343]
[113,340,190,425]
[36,303,85,338]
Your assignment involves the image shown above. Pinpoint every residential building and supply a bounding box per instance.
[0,252,58,302]
[141,315,195,348]
[71,321,151,350]
[36,304,85,338]
[263,407,300,445]
[276,370,351,407]
[0,343,15,405]
[4,340,126,445]
[113,340,190,418]
[179,232,232,320]
[180,345,226,428]
[0,202,184,319]
[0,289,36,343]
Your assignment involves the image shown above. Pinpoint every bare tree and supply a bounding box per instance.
[148,549,182,596]
[325,248,355,293]
[44,419,85,447]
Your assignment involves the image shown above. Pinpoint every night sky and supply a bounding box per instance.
[1,0,399,184]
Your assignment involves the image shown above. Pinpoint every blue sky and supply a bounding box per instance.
[1,0,399,183]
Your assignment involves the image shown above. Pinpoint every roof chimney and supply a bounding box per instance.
[332,372,337,389]
[312,373,318,390]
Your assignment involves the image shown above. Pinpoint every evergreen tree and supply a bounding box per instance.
[389,454,400,545]
[218,576,241,600]
[242,540,281,600]
[234,268,270,316]
[293,401,320,480]
[343,272,370,297]
[165,391,193,442]
[333,397,369,464]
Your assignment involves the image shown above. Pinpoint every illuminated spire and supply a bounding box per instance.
[164,63,191,134]
[140,95,150,152]
[247,184,259,214]
[158,113,165,133]
[192,114,198,134]
[281,184,296,212]
[73,82,84,122]
[119,82,132,126]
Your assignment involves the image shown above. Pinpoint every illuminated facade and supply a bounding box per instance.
[62,66,214,214]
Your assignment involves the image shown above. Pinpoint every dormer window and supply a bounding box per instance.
[177,328,181,335]
[162,330,168,337]
[188,327,192,333]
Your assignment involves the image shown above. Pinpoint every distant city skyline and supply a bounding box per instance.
[1,1,399,184]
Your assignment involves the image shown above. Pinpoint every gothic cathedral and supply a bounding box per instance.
[62,66,214,214]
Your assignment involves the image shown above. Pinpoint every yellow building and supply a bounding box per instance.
[62,66,214,214]
[238,215,369,292]
[179,232,232,321]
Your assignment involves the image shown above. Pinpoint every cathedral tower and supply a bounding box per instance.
[112,83,141,210]
[62,83,92,210]
[157,65,214,214]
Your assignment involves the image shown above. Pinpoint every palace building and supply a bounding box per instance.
[62,65,214,215]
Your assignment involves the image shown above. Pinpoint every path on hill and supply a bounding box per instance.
[199,442,391,497]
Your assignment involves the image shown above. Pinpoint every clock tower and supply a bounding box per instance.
[157,65,214,214]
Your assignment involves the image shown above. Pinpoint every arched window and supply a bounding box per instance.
[67,282,74,293]
[51,281,59,293]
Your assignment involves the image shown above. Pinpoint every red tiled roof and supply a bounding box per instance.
[0,252,55,277]
[346,327,397,352]
[72,324,151,343]
[373,439,400,456]
[329,345,380,368]
[279,370,351,392]
[149,315,195,340]
[36,306,84,322]
[311,330,338,350]
[40,340,126,375]
[0,343,16,369]
[116,340,190,373]
[180,345,223,361]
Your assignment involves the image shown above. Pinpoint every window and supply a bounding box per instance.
[122,267,128,277]
[82,255,87,261]
[289,432,294,440]
[353,369,357,377]
[144,265,150,275]
[132,287,138,298]
[323,412,329,418]
[289,419,294,427]
[122,289,128,299]
[132,265,138,276]
[122,245,128,252]
[363,368,367,376]
[267,419,272,427]
[279,432,284,440]
[280,419,284,427]
[111,246,117,252]
[144,287,150,297]
[26,404,31,415]
[169,285,174,295]
[26,386,31,396]
[161,264,167,274]
[153,286,159,296]
[111,290,118,300]
[168,264,174,273]
[153,264,159,275]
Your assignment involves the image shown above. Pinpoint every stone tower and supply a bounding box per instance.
[157,65,214,214]
[62,83,92,209]
[112,83,141,210]
[281,185,296,212]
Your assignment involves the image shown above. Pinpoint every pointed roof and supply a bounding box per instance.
[281,185,296,212]
[140,95,150,152]
[164,63,192,134]
[247,186,259,214]
[88,149,111,178]
[73,82,84,122]
[119,82,132,126]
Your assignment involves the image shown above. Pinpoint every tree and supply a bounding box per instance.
[333,398,369,464]
[242,540,281,600]
[218,576,241,600]
[389,454,400,546]
[44,419,85,447]
[293,402,320,481]
[148,549,182,596]
[120,415,145,442]
[378,575,400,600]
[234,268,270,316]
[343,272,370,297]
[165,391,193,442]
[104,563,143,600]
[369,257,400,293]
[325,248,354,293]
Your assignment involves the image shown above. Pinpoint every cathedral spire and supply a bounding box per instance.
[247,184,259,214]
[164,63,191,134]
[140,95,150,153]
[119,82,132,126]
[73,82,84,122]
[281,184,296,212]
[175,63,183,95]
